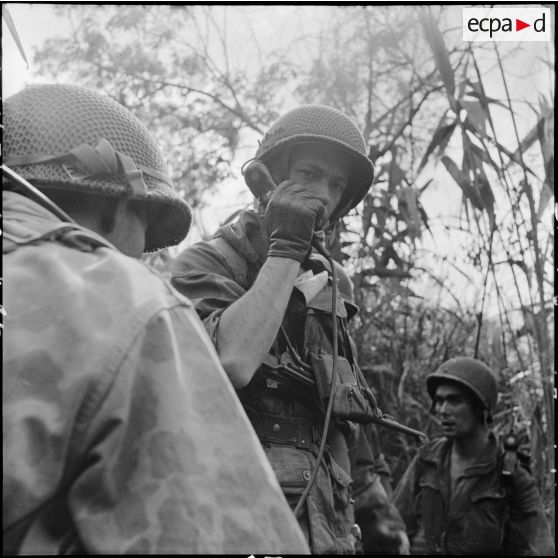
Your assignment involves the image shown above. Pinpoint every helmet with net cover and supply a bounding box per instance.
[3,84,191,251]
[254,105,375,222]
[426,357,498,422]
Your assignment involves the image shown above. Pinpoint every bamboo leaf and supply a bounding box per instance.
[417,112,456,175]
[2,5,29,67]
[464,86,507,109]
[467,140,497,169]
[397,186,422,240]
[536,57,554,71]
[388,152,406,193]
[456,67,469,103]
[416,201,432,234]
[475,174,496,229]
[510,119,542,161]
[461,99,487,135]
[361,193,374,239]
[419,9,455,101]
[462,133,495,227]
[537,99,554,196]
[537,182,553,220]
[463,115,538,176]
[441,155,484,210]
[507,259,531,282]
[419,178,434,194]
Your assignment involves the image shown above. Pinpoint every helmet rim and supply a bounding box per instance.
[14,173,191,252]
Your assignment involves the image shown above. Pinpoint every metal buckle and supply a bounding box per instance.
[62,164,94,181]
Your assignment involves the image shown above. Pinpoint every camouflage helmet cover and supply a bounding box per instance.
[426,357,498,419]
[255,104,375,222]
[3,84,192,251]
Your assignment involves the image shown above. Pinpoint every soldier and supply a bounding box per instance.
[171,105,409,554]
[393,357,554,555]
[2,84,309,555]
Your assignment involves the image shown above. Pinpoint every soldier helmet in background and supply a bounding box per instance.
[426,357,498,422]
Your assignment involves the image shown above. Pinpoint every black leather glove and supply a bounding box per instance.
[263,181,326,262]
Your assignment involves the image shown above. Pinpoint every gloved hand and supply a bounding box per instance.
[263,180,326,262]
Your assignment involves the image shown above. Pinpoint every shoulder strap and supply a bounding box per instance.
[208,236,252,290]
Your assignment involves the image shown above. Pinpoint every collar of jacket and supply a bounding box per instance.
[418,432,500,476]
[3,190,115,251]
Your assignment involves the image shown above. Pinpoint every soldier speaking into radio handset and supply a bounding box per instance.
[171,105,410,554]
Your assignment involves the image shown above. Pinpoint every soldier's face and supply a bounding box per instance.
[434,383,482,439]
[108,199,149,258]
[288,144,351,223]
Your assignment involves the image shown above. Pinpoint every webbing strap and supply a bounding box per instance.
[69,138,117,175]
[208,236,251,290]
[4,138,173,195]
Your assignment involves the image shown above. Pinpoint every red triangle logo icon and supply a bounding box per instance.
[516,19,530,31]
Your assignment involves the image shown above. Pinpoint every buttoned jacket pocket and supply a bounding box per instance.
[328,454,353,511]
[418,473,445,551]
[462,489,506,553]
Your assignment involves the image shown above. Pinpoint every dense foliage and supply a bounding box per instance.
[24,4,554,523]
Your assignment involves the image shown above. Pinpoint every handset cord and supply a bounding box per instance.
[241,160,342,516]
[293,239,338,518]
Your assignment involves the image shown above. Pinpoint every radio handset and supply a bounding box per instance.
[242,160,329,257]
[242,159,276,204]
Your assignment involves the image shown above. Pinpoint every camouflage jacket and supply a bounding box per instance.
[2,191,309,555]
[171,209,407,554]
[393,435,554,555]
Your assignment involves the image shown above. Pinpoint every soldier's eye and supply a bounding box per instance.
[299,169,316,179]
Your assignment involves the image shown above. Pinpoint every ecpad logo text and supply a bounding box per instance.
[463,8,551,42]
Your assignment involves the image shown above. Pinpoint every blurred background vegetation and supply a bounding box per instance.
[4,3,554,530]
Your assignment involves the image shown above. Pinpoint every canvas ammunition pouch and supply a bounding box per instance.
[310,353,381,424]
[303,283,381,424]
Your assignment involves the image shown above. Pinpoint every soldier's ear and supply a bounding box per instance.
[99,197,126,234]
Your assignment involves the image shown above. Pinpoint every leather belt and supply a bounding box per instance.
[247,410,321,450]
